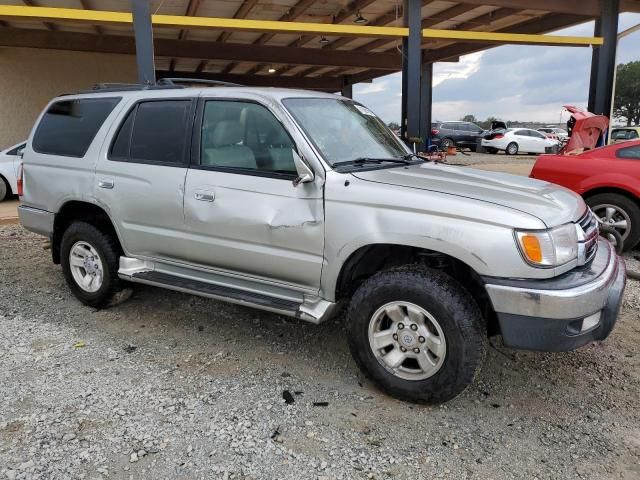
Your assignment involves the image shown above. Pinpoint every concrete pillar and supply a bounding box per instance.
[419,62,433,150]
[593,0,619,116]
[401,0,423,148]
[131,0,156,85]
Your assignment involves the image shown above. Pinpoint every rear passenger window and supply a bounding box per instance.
[33,98,120,158]
[109,100,193,165]
[617,145,640,159]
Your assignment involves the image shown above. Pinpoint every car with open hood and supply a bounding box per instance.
[18,83,626,404]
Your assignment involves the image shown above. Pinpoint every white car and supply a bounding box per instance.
[482,128,559,155]
[538,127,569,141]
[0,141,25,201]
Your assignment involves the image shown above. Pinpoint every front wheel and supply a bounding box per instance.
[345,266,486,404]
[61,222,123,308]
[505,142,519,155]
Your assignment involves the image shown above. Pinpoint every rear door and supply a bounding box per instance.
[182,97,325,291]
[95,97,196,261]
[22,97,121,212]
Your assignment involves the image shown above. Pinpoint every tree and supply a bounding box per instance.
[387,121,401,130]
[614,61,640,126]
[460,114,477,123]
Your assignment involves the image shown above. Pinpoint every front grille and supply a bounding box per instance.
[577,209,599,265]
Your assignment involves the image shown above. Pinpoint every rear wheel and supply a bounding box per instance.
[345,266,486,404]
[440,138,454,149]
[0,177,8,202]
[505,142,519,155]
[61,222,122,307]
[586,193,640,251]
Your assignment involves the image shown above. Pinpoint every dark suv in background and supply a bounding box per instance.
[431,121,484,151]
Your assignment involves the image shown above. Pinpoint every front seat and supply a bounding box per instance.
[267,128,296,173]
[202,120,257,169]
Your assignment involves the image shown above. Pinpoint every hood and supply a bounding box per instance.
[351,163,585,228]
[563,105,609,153]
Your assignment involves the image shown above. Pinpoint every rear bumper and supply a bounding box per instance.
[18,205,54,238]
[484,240,626,351]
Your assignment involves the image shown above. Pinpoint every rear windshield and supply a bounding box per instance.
[33,97,120,158]
[611,129,638,140]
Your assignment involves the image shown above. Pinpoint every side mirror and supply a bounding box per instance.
[292,151,315,187]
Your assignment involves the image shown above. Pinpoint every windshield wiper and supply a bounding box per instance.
[403,153,425,162]
[333,157,413,168]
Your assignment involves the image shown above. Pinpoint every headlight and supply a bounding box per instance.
[515,223,578,268]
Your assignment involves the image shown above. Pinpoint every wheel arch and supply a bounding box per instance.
[582,186,640,205]
[334,243,499,336]
[52,200,123,264]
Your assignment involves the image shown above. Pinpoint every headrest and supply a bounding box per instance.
[211,120,244,147]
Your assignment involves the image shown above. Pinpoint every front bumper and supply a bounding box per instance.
[483,239,626,351]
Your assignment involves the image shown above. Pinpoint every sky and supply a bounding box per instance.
[353,13,640,125]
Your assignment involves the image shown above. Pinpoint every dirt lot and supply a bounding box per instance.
[1,218,639,480]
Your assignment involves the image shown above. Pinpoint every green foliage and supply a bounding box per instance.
[387,121,401,130]
[460,114,477,123]
[614,61,640,126]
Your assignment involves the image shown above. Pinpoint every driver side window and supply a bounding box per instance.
[199,100,297,177]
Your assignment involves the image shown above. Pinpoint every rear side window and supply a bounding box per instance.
[617,145,640,159]
[110,99,193,165]
[33,98,120,158]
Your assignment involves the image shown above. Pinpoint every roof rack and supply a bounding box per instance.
[80,82,184,94]
[77,77,244,95]
[157,77,244,87]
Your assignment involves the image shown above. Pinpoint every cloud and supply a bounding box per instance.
[352,13,640,124]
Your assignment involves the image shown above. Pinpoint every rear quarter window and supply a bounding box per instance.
[33,97,120,158]
[617,145,640,159]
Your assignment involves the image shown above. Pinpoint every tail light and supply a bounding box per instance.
[17,162,24,197]
[494,134,504,139]
[431,129,439,135]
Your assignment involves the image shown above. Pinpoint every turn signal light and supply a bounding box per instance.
[520,234,542,263]
[17,162,24,197]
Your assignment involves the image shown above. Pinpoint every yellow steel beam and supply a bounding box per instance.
[0,5,407,38]
[0,5,604,46]
[422,28,603,46]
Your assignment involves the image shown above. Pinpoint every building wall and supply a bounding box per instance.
[0,47,137,150]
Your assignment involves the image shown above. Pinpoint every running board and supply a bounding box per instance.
[118,259,336,324]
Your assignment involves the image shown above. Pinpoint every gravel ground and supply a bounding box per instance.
[1,223,639,480]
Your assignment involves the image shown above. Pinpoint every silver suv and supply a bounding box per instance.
[18,84,626,403]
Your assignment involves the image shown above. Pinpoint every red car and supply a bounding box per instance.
[531,140,640,251]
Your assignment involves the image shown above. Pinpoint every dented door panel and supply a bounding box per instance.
[183,170,325,290]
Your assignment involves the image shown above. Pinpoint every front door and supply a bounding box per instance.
[183,98,325,291]
[95,98,196,260]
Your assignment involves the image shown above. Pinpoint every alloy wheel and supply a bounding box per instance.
[69,241,104,293]
[368,301,447,381]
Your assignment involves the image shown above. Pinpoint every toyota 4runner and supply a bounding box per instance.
[18,83,626,403]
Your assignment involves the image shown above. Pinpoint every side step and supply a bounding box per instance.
[129,270,300,316]
[120,265,338,324]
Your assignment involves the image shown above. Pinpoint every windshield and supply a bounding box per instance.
[283,98,408,166]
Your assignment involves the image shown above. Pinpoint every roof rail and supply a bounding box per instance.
[79,82,184,94]
[158,77,244,87]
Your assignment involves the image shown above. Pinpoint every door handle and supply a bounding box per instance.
[98,179,114,189]
[195,191,215,202]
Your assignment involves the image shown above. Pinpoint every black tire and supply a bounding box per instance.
[586,193,640,251]
[60,222,122,308]
[505,142,518,155]
[486,147,498,154]
[440,138,454,149]
[345,266,486,404]
[0,176,8,202]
